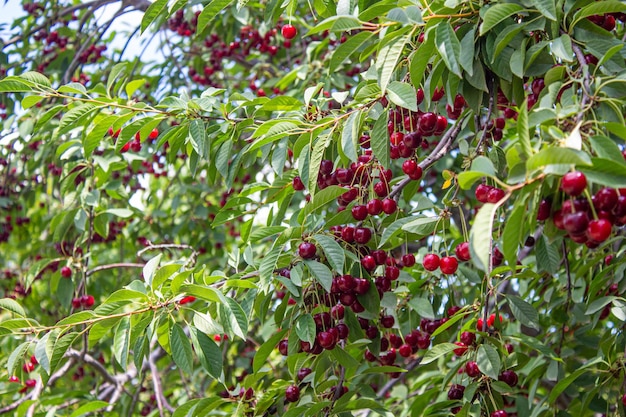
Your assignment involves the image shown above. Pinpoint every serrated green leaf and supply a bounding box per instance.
[580,158,626,188]
[477,344,501,379]
[258,96,302,112]
[377,29,410,93]
[330,31,374,73]
[141,0,169,33]
[571,1,626,28]
[252,328,288,373]
[469,203,498,271]
[508,295,540,330]
[372,110,390,169]
[526,147,591,172]
[532,0,556,20]
[517,101,532,159]
[197,0,234,34]
[259,245,282,290]
[313,234,345,273]
[480,4,525,35]
[0,297,26,317]
[435,22,462,77]
[502,203,524,268]
[191,328,223,379]
[536,235,560,275]
[341,111,360,162]
[304,260,333,292]
[7,341,30,376]
[113,317,130,370]
[142,254,162,287]
[421,343,458,364]
[295,314,316,346]
[69,401,109,417]
[386,81,418,112]
[50,332,77,373]
[171,324,194,374]
[410,34,435,89]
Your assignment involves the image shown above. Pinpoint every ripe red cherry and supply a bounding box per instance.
[23,362,35,373]
[351,204,368,221]
[487,313,502,327]
[440,256,458,274]
[317,331,337,350]
[81,294,95,307]
[371,250,388,265]
[475,184,493,203]
[8,375,19,383]
[402,253,416,267]
[447,384,465,400]
[341,226,355,243]
[297,367,312,381]
[498,370,518,387]
[281,24,297,40]
[453,342,468,356]
[460,331,476,345]
[563,211,589,236]
[292,176,305,191]
[455,242,470,261]
[561,171,587,196]
[382,198,397,214]
[354,227,372,244]
[423,253,440,271]
[594,187,618,211]
[491,411,508,417]
[465,361,480,377]
[361,255,377,272]
[402,159,418,176]
[380,315,395,328]
[298,242,317,259]
[60,266,72,278]
[354,278,370,295]
[25,379,36,388]
[622,392,626,407]
[366,198,383,215]
[537,199,551,220]
[285,385,300,403]
[385,266,400,280]
[390,131,404,146]
[399,344,412,357]
[374,181,389,197]
[148,128,159,140]
[487,187,505,203]
[587,219,612,242]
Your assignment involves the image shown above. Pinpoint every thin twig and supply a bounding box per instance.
[557,240,572,355]
[571,42,592,124]
[86,262,145,276]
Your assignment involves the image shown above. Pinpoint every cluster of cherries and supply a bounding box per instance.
[587,12,626,31]
[538,171,625,247]
[168,9,298,93]
[8,355,39,393]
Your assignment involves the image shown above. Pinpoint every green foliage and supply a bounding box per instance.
[1,0,626,416]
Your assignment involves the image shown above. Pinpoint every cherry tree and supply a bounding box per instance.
[1,0,626,416]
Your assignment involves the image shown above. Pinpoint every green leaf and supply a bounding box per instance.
[571,1,626,28]
[258,96,303,112]
[502,203,524,268]
[0,297,26,317]
[410,34,435,89]
[58,82,88,95]
[113,317,130,370]
[69,401,109,417]
[7,341,30,376]
[376,29,410,93]
[586,296,618,315]
[171,324,194,374]
[107,63,129,96]
[580,158,626,188]
[371,110,390,169]
[532,0,557,20]
[341,111,360,162]
[299,185,345,221]
[308,133,331,194]
[480,4,525,35]
[142,254,162,287]
[197,0,234,34]
[536,235,560,275]
[83,115,118,158]
[191,328,223,379]
[259,245,282,290]
[517,102,532,159]
[0,77,34,92]
[589,136,625,163]
[330,31,374,73]
[22,95,44,109]
[386,81,418,112]
[295,314,316,346]
[379,217,413,248]
[526,147,591,172]
[548,357,604,403]
[469,203,498,271]
[435,22,462,77]
[402,216,439,236]
[476,344,501,380]
[58,103,97,135]
[222,297,248,339]
[56,311,96,327]
[189,119,208,159]
[459,28,476,75]
[20,71,51,87]
[252,329,288,373]
[50,332,77,373]
[421,343,459,364]
[313,234,345,273]
[35,333,51,374]
[304,260,333,292]
[508,295,540,330]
